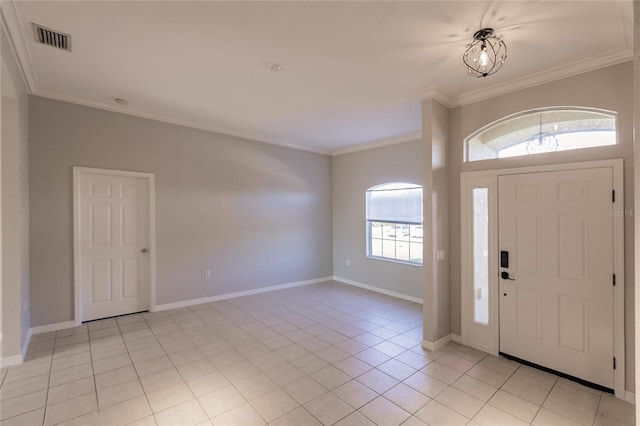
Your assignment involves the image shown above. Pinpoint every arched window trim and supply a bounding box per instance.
[464,106,618,162]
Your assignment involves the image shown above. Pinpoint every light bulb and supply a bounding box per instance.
[479,47,489,67]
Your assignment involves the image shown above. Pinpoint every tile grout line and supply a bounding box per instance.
[450,352,498,424]
[138,313,172,425]
[207,300,331,424]
[590,392,604,426]
[119,316,155,425]
[164,305,255,425]
[41,329,60,425]
[154,307,222,424]
[87,323,101,425]
[47,326,94,426]
[85,325,99,425]
[528,376,556,426]
[471,361,522,424]
[7,283,631,426]
[205,309,300,425]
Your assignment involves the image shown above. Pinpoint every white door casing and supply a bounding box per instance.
[74,167,156,323]
[460,159,625,398]
[498,168,614,389]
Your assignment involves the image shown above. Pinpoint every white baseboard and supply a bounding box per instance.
[332,276,423,304]
[26,279,332,333]
[422,334,455,351]
[0,353,23,367]
[30,320,77,335]
[422,333,462,351]
[623,391,635,404]
[0,328,32,367]
[21,328,31,360]
[154,276,333,311]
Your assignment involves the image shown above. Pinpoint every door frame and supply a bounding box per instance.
[73,166,157,325]
[461,159,625,398]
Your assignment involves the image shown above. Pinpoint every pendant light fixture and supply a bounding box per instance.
[463,28,507,78]
[526,113,558,154]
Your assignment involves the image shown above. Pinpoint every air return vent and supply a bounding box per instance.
[32,23,71,52]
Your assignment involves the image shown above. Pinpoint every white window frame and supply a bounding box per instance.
[460,175,499,354]
[464,106,618,162]
[366,183,423,266]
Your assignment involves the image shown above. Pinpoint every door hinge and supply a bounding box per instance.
[612,190,615,203]
[613,357,616,370]
[613,274,616,286]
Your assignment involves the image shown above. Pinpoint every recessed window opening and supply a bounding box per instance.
[465,107,617,162]
[366,182,423,265]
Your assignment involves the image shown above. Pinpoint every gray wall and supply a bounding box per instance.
[422,99,450,343]
[633,0,639,410]
[448,61,635,391]
[332,140,424,300]
[1,28,31,358]
[29,97,332,326]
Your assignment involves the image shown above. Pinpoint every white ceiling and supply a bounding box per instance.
[2,1,633,154]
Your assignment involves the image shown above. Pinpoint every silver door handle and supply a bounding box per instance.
[141,248,148,253]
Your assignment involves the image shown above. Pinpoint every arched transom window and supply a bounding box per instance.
[464,107,617,162]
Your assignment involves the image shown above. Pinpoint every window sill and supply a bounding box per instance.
[366,255,422,267]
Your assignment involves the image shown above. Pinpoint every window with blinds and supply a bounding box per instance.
[366,182,423,265]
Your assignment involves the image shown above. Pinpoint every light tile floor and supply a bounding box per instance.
[0,281,635,426]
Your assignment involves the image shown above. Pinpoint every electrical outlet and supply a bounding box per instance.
[436,250,445,261]
[204,270,211,279]
[346,259,350,267]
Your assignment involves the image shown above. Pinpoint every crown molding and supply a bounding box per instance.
[331,131,421,156]
[414,86,455,108]
[412,49,633,108]
[37,88,423,158]
[455,49,633,106]
[1,0,37,92]
[32,91,331,155]
[1,0,330,155]
[5,0,631,157]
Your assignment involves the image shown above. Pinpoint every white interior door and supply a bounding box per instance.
[498,167,614,389]
[77,170,151,322]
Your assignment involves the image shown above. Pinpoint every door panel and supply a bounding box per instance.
[499,167,613,389]
[79,172,150,321]
[515,287,541,342]
[122,205,139,246]
[90,260,112,303]
[122,258,140,298]
[91,205,112,246]
[558,295,588,353]
[515,214,540,273]
[558,215,588,280]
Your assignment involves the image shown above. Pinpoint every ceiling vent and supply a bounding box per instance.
[32,23,71,52]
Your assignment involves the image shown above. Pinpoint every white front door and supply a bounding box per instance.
[498,167,614,389]
[76,169,151,322]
